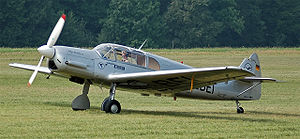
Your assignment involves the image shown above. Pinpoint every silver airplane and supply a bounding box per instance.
[9,14,278,114]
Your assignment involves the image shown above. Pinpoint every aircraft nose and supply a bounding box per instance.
[37,45,55,58]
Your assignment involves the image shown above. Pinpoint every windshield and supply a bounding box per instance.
[96,45,112,57]
[95,45,114,60]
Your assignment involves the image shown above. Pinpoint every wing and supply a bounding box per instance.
[108,66,254,93]
[9,63,66,77]
[9,63,52,74]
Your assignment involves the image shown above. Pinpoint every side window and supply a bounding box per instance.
[128,53,137,65]
[115,49,124,62]
[127,52,146,67]
[115,49,132,63]
[137,55,146,67]
[148,57,160,70]
[114,48,146,68]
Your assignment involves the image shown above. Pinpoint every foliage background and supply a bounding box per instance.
[1,0,299,48]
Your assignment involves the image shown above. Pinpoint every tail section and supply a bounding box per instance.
[234,53,262,100]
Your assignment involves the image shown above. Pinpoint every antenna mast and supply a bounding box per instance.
[138,39,148,50]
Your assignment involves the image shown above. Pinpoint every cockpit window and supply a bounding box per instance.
[96,45,110,57]
[95,44,148,68]
[148,57,160,70]
[136,54,146,67]
[115,48,128,62]
[96,46,115,60]
[115,48,146,67]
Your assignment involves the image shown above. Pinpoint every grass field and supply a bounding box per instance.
[1,48,300,138]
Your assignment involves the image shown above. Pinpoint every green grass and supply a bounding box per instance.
[1,48,300,138]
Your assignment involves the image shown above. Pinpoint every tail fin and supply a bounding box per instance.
[236,53,262,100]
[239,53,261,77]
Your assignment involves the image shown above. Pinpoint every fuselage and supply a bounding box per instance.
[48,44,260,101]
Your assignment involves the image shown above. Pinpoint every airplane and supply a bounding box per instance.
[9,14,278,114]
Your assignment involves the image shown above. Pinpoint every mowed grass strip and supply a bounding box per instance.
[0,48,300,138]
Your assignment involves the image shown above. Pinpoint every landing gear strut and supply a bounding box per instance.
[235,100,244,113]
[101,83,121,114]
[71,81,91,110]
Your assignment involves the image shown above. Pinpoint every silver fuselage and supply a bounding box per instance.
[49,45,260,101]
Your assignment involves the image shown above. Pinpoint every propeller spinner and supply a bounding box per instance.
[28,14,66,87]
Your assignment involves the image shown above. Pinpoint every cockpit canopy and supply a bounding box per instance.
[94,43,160,70]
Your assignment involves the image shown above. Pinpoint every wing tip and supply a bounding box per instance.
[9,63,17,67]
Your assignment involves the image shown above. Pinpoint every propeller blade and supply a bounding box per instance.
[28,56,45,87]
[46,14,66,47]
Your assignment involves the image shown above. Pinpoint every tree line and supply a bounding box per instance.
[1,0,299,48]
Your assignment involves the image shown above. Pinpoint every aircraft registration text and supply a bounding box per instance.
[196,85,214,94]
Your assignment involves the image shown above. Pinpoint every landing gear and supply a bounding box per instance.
[237,107,244,113]
[104,99,121,113]
[101,83,121,114]
[235,100,244,113]
[71,81,91,110]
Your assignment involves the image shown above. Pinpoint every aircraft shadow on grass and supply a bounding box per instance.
[122,109,300,119]
[246,110,300,118]
[43,101,71,108]
[42,101,296,123]
[120,109,285,123]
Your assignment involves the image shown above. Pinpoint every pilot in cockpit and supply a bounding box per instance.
[122,51,128,62]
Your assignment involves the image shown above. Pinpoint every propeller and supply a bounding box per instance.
[28,56,44,87]
[27,14,66,87]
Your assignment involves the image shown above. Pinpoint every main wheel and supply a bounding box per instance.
[104,100,121,114]
[237,107,244,113]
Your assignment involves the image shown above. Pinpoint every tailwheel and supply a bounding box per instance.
[237,107,244,113]
[235,100,244,114]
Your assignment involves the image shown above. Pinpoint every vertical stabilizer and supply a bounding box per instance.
[235,53,262,100]
[239,53,261,77]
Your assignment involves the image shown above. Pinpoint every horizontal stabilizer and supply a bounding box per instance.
[240,77,280,83]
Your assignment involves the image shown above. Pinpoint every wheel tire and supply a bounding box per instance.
[105,100,121,114]
[101,97,110,111]
[237,107,244,113]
